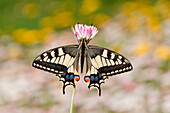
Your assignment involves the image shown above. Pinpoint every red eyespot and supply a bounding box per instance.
[74,77,80,81]
[84,78,90,82]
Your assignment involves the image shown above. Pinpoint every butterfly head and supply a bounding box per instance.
[71,23,98,44]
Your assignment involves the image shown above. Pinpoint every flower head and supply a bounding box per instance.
[71,23,98,42]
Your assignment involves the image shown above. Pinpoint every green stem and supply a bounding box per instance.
[70,87,76,113]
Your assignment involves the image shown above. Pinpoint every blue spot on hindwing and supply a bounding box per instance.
[98,74,102,79]
[63,73,66,77]
[66,75,69,80]
[70,74,74,80]
[91,76,95,81]
[95,76,99,82]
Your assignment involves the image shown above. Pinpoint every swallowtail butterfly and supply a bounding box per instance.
[32,23,133,96]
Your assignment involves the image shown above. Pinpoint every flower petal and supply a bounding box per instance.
[71,26,75,34]
[75,24,82,37]
[90,30,98,39]
[71,23,98,40]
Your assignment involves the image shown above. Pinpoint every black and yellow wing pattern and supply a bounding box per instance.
[84,45,133,96]
[32,45,80,94]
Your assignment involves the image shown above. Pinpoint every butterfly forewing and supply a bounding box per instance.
[87,45,133,76]
[32,45,79,76]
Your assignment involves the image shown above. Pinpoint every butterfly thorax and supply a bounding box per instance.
[79,39,87,73]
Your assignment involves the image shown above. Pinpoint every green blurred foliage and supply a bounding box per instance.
[1,0,159,34]
[0,0,114,34]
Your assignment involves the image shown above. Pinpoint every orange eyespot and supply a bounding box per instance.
[74,77,80,81]
[84,78,90,82]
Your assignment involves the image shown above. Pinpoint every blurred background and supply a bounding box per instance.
[0,0,170,113]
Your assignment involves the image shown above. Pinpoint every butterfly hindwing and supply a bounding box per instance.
[32,45,80,94]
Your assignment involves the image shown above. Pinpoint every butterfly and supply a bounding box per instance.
[32,23,133,96]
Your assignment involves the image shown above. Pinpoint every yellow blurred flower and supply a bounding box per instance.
[54,12,73,28]
[155,45,170,60]
[93,13,110,26]
[146,16,160,32]
[39,12,73,29]
[156,0,170,19]
[39,16,56,28]
[121,0,170,32]
[125,12,141,30]
[12,28,52,44]
[22,3,39,19]
[156,3,170,19]
[134,40,150,56]
[122,2,139,16]
[80,0,100,15]
[140,5,161,31]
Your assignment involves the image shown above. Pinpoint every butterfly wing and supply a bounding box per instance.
[32,45,80,94]
[84,45,133,96]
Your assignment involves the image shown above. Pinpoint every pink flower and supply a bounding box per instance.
[71,23,98,40]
